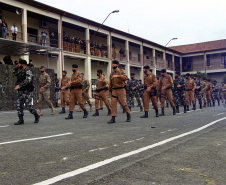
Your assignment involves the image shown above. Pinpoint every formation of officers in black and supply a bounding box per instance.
[13,59,226,125]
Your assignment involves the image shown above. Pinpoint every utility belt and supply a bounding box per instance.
[144,86,157,96]
[185,89,192,91]
[112,86,125,90]
[70,85,82,90]
[96,87,108,93]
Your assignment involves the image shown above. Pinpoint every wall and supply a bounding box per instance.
[91,62,107,80]
[192,55,204,71]
[64,58,85,77]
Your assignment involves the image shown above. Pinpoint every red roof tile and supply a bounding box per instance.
[169,39,226,54]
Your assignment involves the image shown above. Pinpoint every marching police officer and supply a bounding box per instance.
[185,73,196,111]
[108,60,131,124]
[14,59,40,125]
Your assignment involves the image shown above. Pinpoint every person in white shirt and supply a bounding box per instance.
[11,23,18,40]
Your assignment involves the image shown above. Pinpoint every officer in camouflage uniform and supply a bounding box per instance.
[77,73,93,112]
[173,71,187,113]
[14,59,40,125]
[193,74,203,109]
[124,78,132,112]
[128,73,143,111]
[38,66,55,116]
[138,79,144,103]
[212,80,220,106]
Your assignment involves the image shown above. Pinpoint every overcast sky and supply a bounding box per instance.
[36,0,226,47]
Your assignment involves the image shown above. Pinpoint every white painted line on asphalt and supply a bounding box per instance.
[0,133,73,146]
[123,140,135,144]
[33,117,226,185]
[215,113,225,116]
[131,111,139,113]
[136,137,144,141]
[0,125,9,128]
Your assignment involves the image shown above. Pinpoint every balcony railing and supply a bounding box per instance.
[144,59,154,66]
[113,53,126,61]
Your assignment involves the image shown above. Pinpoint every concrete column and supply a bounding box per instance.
[172,55,175,79]
[180,57,182,72]
[22,9,27,43]
[152,49,156,75]
[140,44,143,65]
[85,57,92,97]
[125,63,130,79]
[86,28,90,55]
[125,40,129,62]
[204,53,207,75]
[106,60,111,81]
[163,50,166,69]
[107,33,111,58]
[140,66,144,82]
[57,51,63,78]
[58,18,62,49]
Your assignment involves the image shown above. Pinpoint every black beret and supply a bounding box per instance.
[138,79,142,81]
[185,73,190,76]
[144,65,150,69]
[213,80,217,83]
[40,66,46,69]
[19,59,27,65]
[97,69,103,73]
[112,60,119,64]
[160,69,166,73]
[62,70,67,74]
[72,64,78,68]
[131,73,135,76]
[175,71,181,75]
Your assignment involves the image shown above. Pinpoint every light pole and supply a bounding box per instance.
[89,10,119,42]
[164,38,178,69]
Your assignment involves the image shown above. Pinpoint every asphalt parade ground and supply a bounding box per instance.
[0,104,226,185]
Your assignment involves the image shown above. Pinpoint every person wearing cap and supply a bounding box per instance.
[193,74,203,109]
[137,79,145,103]
[140,65,159,118]
[62,64,89,119]
[59,70,70,114]
[92,69,111,116]
[212,80,220,106]
[108,60,131,123]
[159,69,176,116]
[200,77,207,107]
[128,73,143,111]
[185,73,196,111]
[14,60,40,125]
[77,73,93,112]
[206,79,212,107]
[38,66,55,116]
[220,82,226,107]
[173,71,187,113]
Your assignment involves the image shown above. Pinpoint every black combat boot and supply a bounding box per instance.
[213,101,215,107]
[140,111,148,118]
[83,109,88,118]
[107,109,111,116]
[176,105,179,113]
[14,116,24,125]
[126,114,131,122]
[173,107,176,115]
[218,101,220,106]
[123,109,125,113]
[186,105,189,111]
[159,108,165,116]
[209,102,212,107]
[34,113,40,123]
[192,104,196,110]
[65,111,73,119]
[108,116,116,124]
[140,106,143,112]
[155,109,159,117]
[55,103,59,107]
[59,107,66,114]
[92,109,99,116]
[200,103,202,109]
[184,105,187,113]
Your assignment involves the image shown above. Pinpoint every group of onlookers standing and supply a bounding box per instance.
[0,18,18,40]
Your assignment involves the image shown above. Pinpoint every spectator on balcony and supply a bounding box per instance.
[50,31,55,47]
[100,44,105,57]
[3,55,13,65]
[119,48,124,61]
[113,47,116,59]
[94,42,98,56]
[11,23,18,41]
[96,42,100,56]
[1,19,8,39]
[81,40,86,54]
[27,59,34,68]
[41,29,48,46]
[90,41,94,55]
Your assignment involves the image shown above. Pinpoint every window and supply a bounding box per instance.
[138,54,140,62]
[207,55,210,66]
[221,53,226,67]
